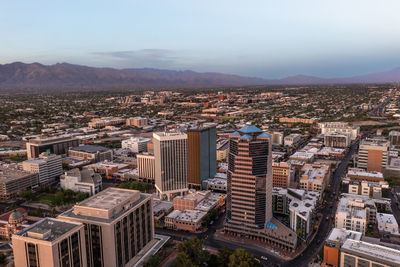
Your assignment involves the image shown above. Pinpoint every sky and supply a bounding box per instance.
[1,0,400,79]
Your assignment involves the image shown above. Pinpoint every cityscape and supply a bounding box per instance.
[1,1,400,267]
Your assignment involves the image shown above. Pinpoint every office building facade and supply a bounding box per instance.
[187,124,217,188]
[357,139,389,172]
[12,218,86,267]
[26,135,79,159]
[153,132,188,200]
[137,153,155,181]
[58,188,154,267]
[224,126,297,251]
[22,153,63,185]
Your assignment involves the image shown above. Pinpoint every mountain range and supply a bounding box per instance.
[0,62,400,90]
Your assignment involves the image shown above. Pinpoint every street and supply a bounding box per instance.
[155,140,359,267]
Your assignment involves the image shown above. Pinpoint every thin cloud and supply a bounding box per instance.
[91,49,181,69]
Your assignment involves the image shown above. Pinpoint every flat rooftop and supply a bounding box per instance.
[60,189,150,223]
[77,187,139,210]
[69,144,109,153]
[28,134,77,144]
[14,218,81,242]
[0,164,36,182]
[327,228,362,243]
[341,239,400,265]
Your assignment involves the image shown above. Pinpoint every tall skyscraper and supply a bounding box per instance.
[187,124,217,189]
[226,125,272,227]
[224,125,297,251]
[153,132,188,200]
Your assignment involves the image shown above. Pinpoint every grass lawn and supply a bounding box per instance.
[36,194,58,207]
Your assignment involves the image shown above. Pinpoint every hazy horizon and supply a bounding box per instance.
[1,0,400,79]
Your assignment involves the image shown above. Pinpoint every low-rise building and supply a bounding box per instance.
[68,145,113,163]
[323,228,362,267]
[137,152,155,181]
[340,239,400,267]
[272,188,319,240]
[284,133,302,147]
[376,213,399,234]
[319,122,359,141]
[60,168,102,196]
[88,117,125,128]
[0,208,28,240]
[299,163,330,194]
[346,180,389,199]
[335,194,391,234]
[216,139,229,162]
[126,117,148,127]
[121,137,151,153]
[346,168,384,182]
[280,117,316,124]
[290,151,314,162]
[85,161,132,178]
[324,132,351,148]
[272,161,294,188]
[0,164,39,200]
[22,153,63,185]
[164,209,206,232]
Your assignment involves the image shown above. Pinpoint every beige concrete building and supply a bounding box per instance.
[68,145,113,163]
[153,132,188,200]
[0,165,39,200]
[279,117,316,124]
[126,117,148,127]
[58,187,154,267]
[12,218,86,267]
[137,153,155,181]
[340,239,400,267]
[299,163,330,194]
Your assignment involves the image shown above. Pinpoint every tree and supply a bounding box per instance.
[143,254,162,267]
[173,252,196,267]
[20,190,35,201]
[75,192,89,202]
[217,246,233,267]
[177,238,210,266]
[228,248,261,267]
[0,253,6,265]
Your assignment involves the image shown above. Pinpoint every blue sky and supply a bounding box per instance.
[1,0,400,78]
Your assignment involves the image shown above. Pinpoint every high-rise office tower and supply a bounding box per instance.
[153,132,188,200]
[12,218,86,267]
[58,188,154,267]
[187,124,217,189]
[224,125,297,251]
[225,125,272,227]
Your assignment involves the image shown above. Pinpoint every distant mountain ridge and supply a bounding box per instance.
[0,62,400,90]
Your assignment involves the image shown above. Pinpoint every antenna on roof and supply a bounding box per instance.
[164,115,167,134]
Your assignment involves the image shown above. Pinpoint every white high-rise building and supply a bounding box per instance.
[153,132,188,200]
[22,153,63,185]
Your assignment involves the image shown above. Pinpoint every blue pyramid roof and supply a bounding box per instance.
[266,221,278,230]
[258,133,271,138]
[238,125,262,133]
[230,131,240,136]
[240,134,252,139]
